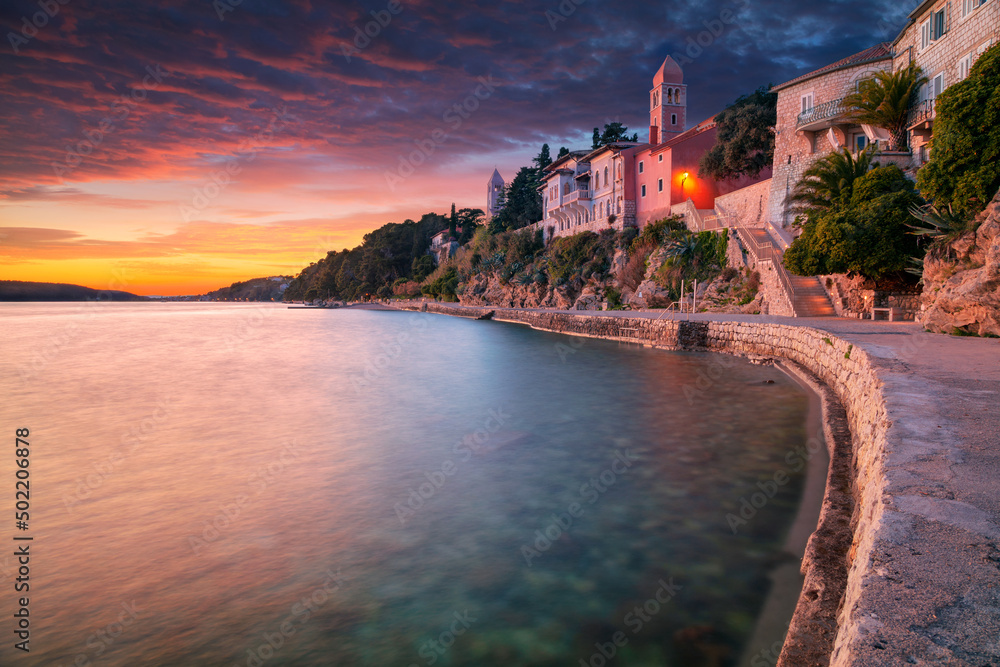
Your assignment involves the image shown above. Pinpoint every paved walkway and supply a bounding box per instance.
[407,303,1000,664]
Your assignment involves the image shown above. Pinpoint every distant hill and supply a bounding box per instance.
[204,276,292,301]
[0,281,147,301]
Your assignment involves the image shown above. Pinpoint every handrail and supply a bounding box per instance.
[796,97,846,128]
[734,223,797,316]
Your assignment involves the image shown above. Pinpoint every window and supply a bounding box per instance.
[641,184,646,197]
[667,89,673,104]
[604,166,608,184]
[638,161,644,174]
[671,114,677,125]
[563,182,570,195]
[800,93,814,114]
[931,73,944,99]
[594,172,599,189]
[855,135,868,152]
[658,155,663,163]
[653,91,659,107]
[962,0,985,18]
[931,8,947,40]
[959,53,972,80]
[658,178,663,192]
[921,18,931,49]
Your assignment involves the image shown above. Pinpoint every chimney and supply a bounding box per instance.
[649,125,659,145]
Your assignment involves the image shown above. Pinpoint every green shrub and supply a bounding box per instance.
[784,165,922,284]
[917,43,1000,217]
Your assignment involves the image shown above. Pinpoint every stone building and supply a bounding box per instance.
[765,44,895,231]
[892,0,999,165]
[533,55,771,241]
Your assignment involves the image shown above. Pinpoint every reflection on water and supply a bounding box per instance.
[0,303,809,666]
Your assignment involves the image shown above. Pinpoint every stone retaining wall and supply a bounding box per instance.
[404,302,892,666]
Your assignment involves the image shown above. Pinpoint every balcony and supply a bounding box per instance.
[563,188,591,204]
[796,97,849,131]
[907,99,935,129]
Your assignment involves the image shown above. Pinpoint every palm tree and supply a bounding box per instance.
[788,147,876,214]
[842,63,928,152]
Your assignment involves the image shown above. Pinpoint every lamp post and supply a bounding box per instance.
[680,171,689,199]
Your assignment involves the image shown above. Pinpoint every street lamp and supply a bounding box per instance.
[680,171,689,199]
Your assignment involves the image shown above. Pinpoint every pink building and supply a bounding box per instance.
[533,55,771,241]
[635,57,771,228]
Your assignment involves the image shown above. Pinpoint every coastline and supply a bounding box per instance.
[390,300,1000,666]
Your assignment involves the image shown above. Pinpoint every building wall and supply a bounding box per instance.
[893,0,1000,162]
[635,127,773,228]
[766,60,893,229]
[714,178,773,228]
[634,147,673,226]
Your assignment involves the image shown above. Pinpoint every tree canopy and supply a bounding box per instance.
[788,147,876,215]
[916,43,1000,218]
[842,63,926,152]
[284,212,454,301]
[784,165,922,284]
[698,86,777,180]
[489,144,552,233]
[592,122,639,149]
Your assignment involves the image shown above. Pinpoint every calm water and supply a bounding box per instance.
[0,303,810,666]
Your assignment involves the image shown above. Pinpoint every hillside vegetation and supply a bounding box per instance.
[0,281,146,301]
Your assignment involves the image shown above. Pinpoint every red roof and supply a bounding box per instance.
[773,43,893,92]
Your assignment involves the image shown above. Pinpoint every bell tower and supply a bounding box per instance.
[487,168,505,219]
[649,56,686,144]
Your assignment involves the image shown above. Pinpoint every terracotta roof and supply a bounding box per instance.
[772,43,893,92]
[653,55,684,85]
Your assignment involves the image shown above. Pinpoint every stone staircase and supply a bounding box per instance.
[736,226,836,318]
[788,274,837,317]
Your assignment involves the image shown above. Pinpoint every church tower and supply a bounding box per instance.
[487,168,505,219]
[649,56,686,145]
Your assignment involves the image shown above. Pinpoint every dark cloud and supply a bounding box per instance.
[0,0,917,189]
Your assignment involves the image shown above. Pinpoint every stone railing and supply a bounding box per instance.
[797,97,846,128]
[563,189,590,204]
[907,99,935,127]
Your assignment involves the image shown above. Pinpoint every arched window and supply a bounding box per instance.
[617,198,622,214]
[594,172,599,189]
[667,89,673,104]
[676,88,681,103]
[563,182,570,196]
[617,164,621,179]
[604,166,608,184]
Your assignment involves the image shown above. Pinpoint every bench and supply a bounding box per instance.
[871,307,905,321]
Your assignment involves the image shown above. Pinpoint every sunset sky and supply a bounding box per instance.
[1,0,911,295]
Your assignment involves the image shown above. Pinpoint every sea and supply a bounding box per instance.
[0,302,814,666]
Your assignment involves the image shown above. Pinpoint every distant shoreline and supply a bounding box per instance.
[0,280,146,302]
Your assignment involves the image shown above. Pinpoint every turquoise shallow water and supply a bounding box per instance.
[0,303,809,666]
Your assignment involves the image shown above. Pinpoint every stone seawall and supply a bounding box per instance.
[404,302,894,666]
